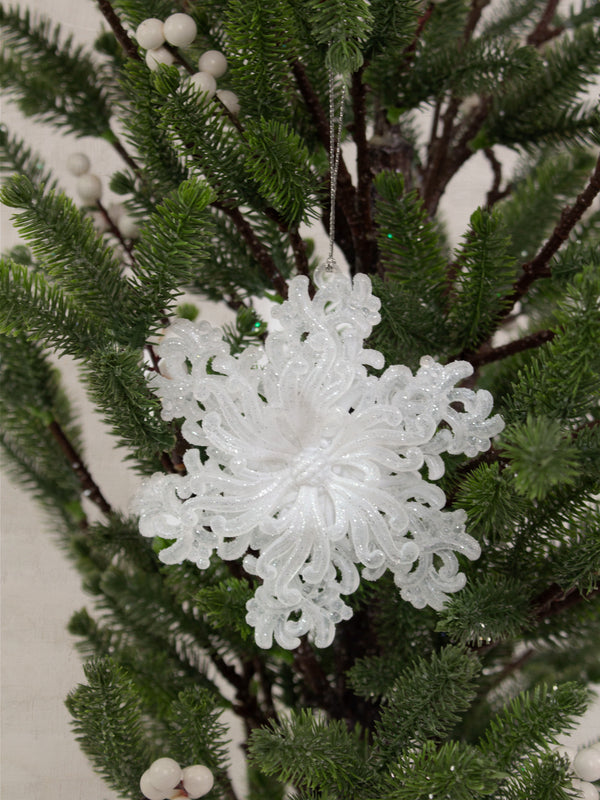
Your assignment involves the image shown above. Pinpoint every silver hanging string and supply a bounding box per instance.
[325,63,346,274]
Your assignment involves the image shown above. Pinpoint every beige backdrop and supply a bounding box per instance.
[1,2,598,798]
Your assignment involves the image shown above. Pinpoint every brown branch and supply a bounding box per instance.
[483,147,512,208]
[288,228,310,279]
[96,0,141,62]
[96,200,139,270]
[465,328,556,369]
[214,203,289,298]
[293,640,339,714]
[503,153,600,317]
[532,582,600,621]
[527,0,564,47]
[350,67,377,274]
[463,0,492,43]
[48,420,113,516]
[108,134,142,178]
[486,646,537,689]
[162,42,195,74]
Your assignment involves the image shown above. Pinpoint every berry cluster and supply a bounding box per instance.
[561,743,600,800]
[66,153,138,238]
[135,13,239,114]
[140,757,214,800]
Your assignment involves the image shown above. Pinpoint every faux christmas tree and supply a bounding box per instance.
[1,1,600,799]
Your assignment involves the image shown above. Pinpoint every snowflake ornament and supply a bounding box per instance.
[133,273,504,650]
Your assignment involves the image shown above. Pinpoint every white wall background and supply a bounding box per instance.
[1,2,598,798]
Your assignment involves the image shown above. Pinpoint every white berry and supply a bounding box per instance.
[216,89,240,116]
[163,13,197,48]
[198,50,227,78]
[572,779,600,800]
[182,764,214,798]
[119,214,140,239]
[146,758,183,793]
[89,210,110,233]
[136,18,165,50]
[574,748,600,782]
[189,71,217,99]
[146,47,176,71]
[107,202,124,221]
[76,174,102,202]
[140,770,167,800]
[66,152,90,176]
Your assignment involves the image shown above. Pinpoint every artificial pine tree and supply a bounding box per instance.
[1,1,600,799]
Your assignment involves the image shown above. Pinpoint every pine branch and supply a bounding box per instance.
[350,65,377,273]
[48,420,113,516]
[95,200,138,270]
[467,328,556,369]
[288,228,311,279]
[215,203,289,299]
[96,0,142,62]
[293,641,340,716]
[504,152,600,318]
[107,132,142,178]
[526,0,563,46]
[532,582,600,621]
[484,147,512,207]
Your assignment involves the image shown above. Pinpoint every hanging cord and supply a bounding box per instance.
[316,57,346,285]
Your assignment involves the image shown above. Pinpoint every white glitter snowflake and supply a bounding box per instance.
[133,274,504,650]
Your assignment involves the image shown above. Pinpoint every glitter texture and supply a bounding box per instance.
[133,274,504,649]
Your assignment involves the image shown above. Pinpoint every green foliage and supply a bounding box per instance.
[0,5,112,137]
[3,4,600,797]
[480,24,600,150]
[348,579,440,699]
[111,0,174,29]
[479,0,549,40]
[156,70,261,209]
[402,34,537,111]
[373,646,480,761]
[222,307,267,354]
[225,0,297,122]
[248,709,367,794]
[65,658,153,798]
[129,176,214,339]
[448,208,518,353]
[508,268,600,424]
[501,414,582,500]
[366,0,419,57]
[84,346,174,470]
[305,0,373,72]
[1,175,135,341]
[375,171,447,299]
[200,210,295,302]
[500,751,574,800]
[164,687,231,782]
[0,258,103,356]
[117,62,189,211]
[479,682,588,770]
[243,119,317,226]
[548,515,600,595]
[453,462,525,542]
[196,578,256,642]
[0,127,55,188]
[376,740,502,799]
[497,148,597,263]
[437,575,532,646]
[368,277,446,369]
[0,333,83,527]
[369,171,449,366]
